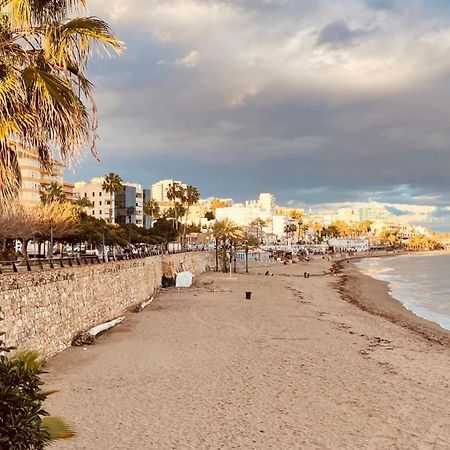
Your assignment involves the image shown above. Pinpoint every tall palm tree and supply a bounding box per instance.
[143,198,160,228]
[0,0,123,205]
[167,182,186,231]
[39,182,66,205]
[213,218,240,273]
[102,172,123,223]
[182,185,200,245]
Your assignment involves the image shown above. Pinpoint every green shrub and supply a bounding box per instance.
[0,329,74,449]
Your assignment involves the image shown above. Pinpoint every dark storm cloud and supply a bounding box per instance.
[317,20,368,47]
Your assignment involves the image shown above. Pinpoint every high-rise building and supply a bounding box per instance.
[16,144,65,207]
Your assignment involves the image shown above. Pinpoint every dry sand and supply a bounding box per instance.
[46,258,450,449]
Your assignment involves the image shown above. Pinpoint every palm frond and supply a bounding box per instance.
[45,16,123,68]
[40,417,75,440]
[13,348,44,372]
[0,139,21,204]
[0,0,87,27]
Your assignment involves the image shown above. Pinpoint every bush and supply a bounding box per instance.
[0,328,73,449]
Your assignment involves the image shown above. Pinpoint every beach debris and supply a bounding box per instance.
[176,271,193,288]
[134,296,154,313]
[161,275,176,288]
[72,316,126,346]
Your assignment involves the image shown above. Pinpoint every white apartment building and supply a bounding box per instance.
[328,238,369,252]
[74,178,146,227]
[215,192,277,227]
[151,179,187,208]
[16,144,65,207]
[215,203,271,227]
[74,178,116,222]
[258,193,276,213]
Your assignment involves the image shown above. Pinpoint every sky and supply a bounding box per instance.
[68,0,450,231]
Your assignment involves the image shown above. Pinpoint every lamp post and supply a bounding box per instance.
[49,219,54,260]
[102,227,107,262]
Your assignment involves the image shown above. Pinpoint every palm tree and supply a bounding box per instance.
[0,0,123,206]
[284,223,297,239]
[102,172,123,223]
[212,218,241,273]
[236,232,259,274]
[182,185,200,245]
[39,182,66,205]
[250,218,266,241]
[167,182,186,231]
[143,198,160,228]
[72,196,93,208]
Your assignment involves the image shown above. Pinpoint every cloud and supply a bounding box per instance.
[174,50,200,68]
[365,0,396,10]
[317,20,368,47]
[69,0,450,231]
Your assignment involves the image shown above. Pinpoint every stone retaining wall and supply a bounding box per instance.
[0,252,211,358]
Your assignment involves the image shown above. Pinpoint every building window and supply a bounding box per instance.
[99,201,102,206]
[99,210,102,215]
[92,201,95,206]
[99,192,102,197]
[84,193,87,197]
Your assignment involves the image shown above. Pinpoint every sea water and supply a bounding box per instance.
[356,253,450,331]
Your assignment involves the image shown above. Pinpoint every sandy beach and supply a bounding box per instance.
[45,257,450,449]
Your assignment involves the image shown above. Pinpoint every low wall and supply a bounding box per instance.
[0,252,211,358]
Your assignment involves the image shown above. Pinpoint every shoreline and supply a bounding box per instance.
[336,260,450,346]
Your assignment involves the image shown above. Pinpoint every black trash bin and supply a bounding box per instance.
[245,291,252,300]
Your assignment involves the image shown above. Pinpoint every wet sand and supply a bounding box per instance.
[46,258,450,449]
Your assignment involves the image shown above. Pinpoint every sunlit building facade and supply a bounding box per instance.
[16,145,64,207]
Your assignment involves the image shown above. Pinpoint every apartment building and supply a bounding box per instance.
[74,178,147,227]
[16,145,65,207]
[151,179,188,211]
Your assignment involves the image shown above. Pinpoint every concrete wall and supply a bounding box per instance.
[0,252,211,358]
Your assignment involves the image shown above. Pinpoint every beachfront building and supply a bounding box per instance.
[328,238,369,252]
[215,193,277,227]
[216,203,271,227]
[16,144,65,207]
[74,178,147,227]
[215,193,276,227]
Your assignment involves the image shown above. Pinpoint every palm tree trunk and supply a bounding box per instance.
[215,238,219,272]
[245,246,249,273]
[22,238,30,260]
[222,238,228,273]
